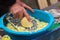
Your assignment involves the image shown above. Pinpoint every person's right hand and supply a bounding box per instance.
[10,3,33,21]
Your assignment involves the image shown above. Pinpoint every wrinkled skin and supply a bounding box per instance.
[10,0,34,21]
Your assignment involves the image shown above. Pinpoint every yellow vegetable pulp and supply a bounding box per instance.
[6,17,48,33]
[2,35,11,40]
[21,17,33,28]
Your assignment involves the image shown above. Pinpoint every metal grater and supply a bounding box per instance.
[6,13,21,27]
[6,13,37,30]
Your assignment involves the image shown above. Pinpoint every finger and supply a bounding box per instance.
[25,5,34,13]
[22,3,34,13]
[23,8,31,21]
[18,11,24,19]
[11,9,19,18]
[13,14,17,18]
[13,13,18,18]
[16,13,19,18]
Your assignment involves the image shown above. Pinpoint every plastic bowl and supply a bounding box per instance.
[0,9,54,40]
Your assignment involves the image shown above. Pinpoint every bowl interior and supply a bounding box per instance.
[3,10,49,28]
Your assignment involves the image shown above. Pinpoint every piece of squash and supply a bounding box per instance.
[21,17,33,28]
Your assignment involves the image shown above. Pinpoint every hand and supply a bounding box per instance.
[10,2,34,21]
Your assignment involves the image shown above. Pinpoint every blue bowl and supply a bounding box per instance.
[0,9,54,40]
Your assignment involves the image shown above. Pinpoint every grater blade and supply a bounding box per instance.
[6,13,21,27]
[6,13,37,31]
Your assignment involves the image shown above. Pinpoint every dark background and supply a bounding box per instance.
[0,0,39,17]
[0,0,16,17]
[21,0,39,9]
